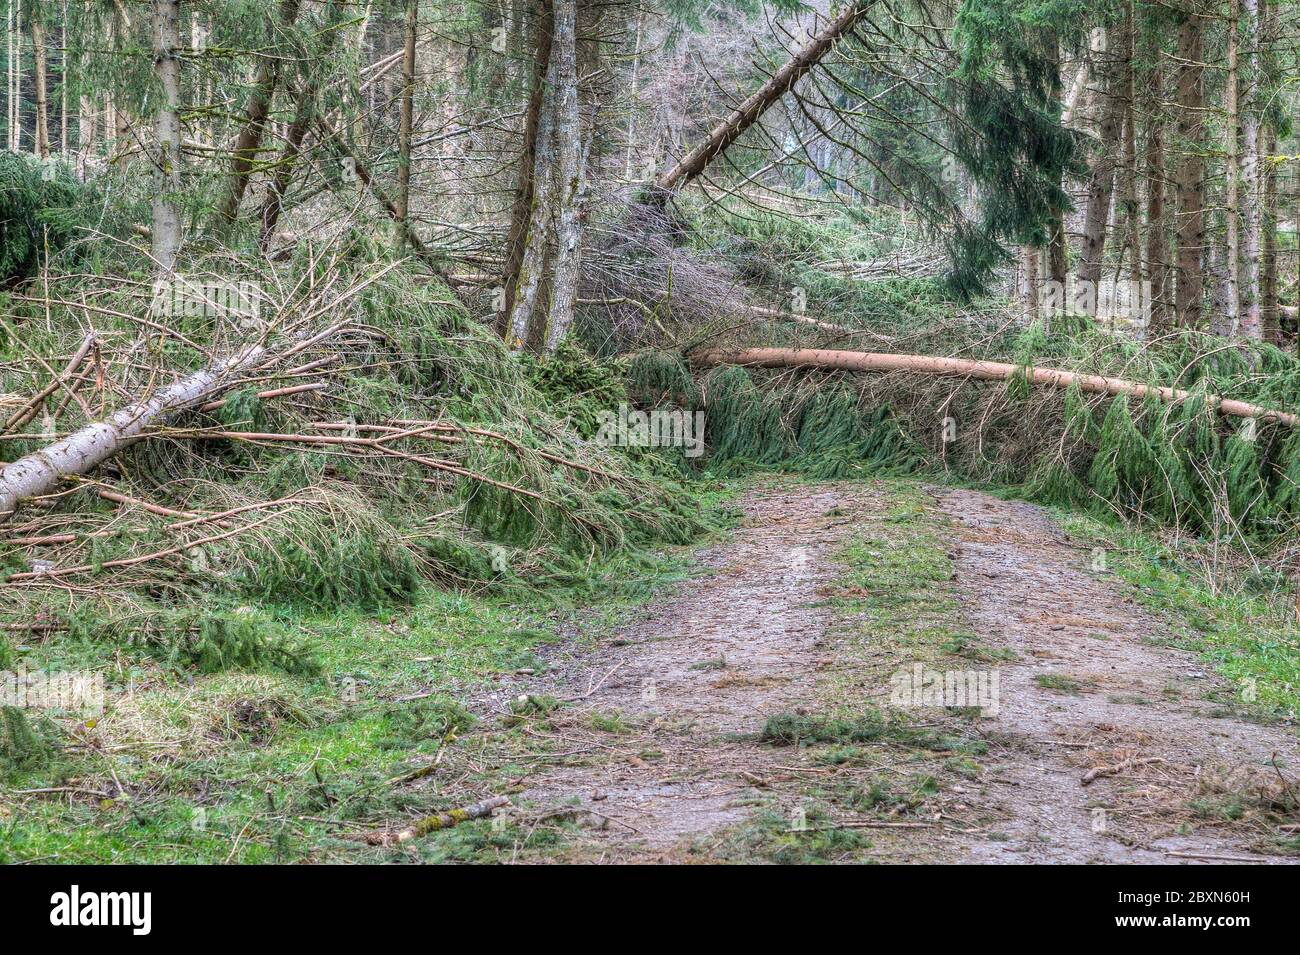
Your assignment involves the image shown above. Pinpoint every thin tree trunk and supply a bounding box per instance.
[1260,0,1280,343]
[30,8,48,158]
[496,0,554,337]
[394,0,416,253]
[215,0,302,232]
[691,347,1298,428]
[1021,246,1039,321]
[1239,0,1263,339]
[543,0,580,351]
[1117,6,1140,332]
[151,0,183,270]
[1173,10,1205,328]
[652,1,877,200]
[1224,9,1242,334]
[259,2,346,250]
[506,55,558,350]
[1144,28,1170,334]
[1077,20,1126,308]
[10,0,21,151]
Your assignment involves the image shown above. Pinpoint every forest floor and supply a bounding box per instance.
[469,476,1300,863]
[6,475,1300,864]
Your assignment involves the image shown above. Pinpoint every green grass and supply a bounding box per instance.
[1034,673,1085,694]
[0,535,701,864]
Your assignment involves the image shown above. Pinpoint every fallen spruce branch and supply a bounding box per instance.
[691,347,1299,428]
[361,795,511,846]
[3,333,98,433]
[148,428,549,501]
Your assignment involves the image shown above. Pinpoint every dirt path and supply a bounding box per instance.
[504,481,868,858]
[934,487,1299,864]
[491,479,1299,863]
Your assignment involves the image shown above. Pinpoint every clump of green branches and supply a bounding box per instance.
[0,151,95,285]
[688,319,1300,542]
[1,240,712,678]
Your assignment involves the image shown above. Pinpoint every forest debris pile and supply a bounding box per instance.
[0,239,705,672]
[668,317,1300,541]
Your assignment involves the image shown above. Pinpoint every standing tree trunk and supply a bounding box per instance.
[506,51,559,350]
[1022,246,1040,321]
[1173,9,1205,329]
[151,0,183,270]
[543,0,581,351]
[1143,26,1170,335]
[1077,21,1126,309]
[8,0,18,151]
[1116,3,1140,329]
[29,6,48,158]
[394,0,417,253]
[214,0,302,232]
[1260,0,1280,343]
[496,0,554,337]
[259,1,346,250]
[1224,8,1242,335]
[1239,0,1263,339]
[109,0,134,166]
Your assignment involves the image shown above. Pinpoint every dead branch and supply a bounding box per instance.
[361,795,511,846]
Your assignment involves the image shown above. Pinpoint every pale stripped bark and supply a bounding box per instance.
[151,0,183,270]
[0,344,269,522]
[692,348,1298,428]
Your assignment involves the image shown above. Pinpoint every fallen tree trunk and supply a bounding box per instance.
[652,3,875,199]
[691,347,1298,428]
[0,344,270,522]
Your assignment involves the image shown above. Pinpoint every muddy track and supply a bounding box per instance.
[934,487,1298,864]
[504,481,868,858]
[493,479,1298,863]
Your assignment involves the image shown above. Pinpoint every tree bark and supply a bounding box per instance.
[1224,9,1242,335]
[1077,20,1126,307]
[0,342,272,522]
[1173,10,1205,328]
[496,0,554,337]
[543,0,581,351]
[258,1,346,250]
[691,347,1297,428]
[1260,0,1279,343]
[1239,0,1263,339]
[1143,29,1170,335]
[215,0,302,232]
[651,1,876,200]
[394,0,417,253]
[506,51,559,350]
[151,0,183,270]
[29,8,49,159]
